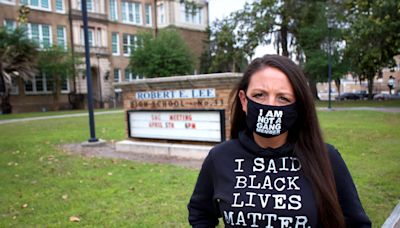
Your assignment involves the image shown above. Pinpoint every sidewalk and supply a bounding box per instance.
[317,107,400,113]
[0,110,123,125]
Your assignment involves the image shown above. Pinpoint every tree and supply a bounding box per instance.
[129,29,194,77]
[293,1,348,99]
[37,46,81,110]
[201,18,248,73]
[344,0,400,99]
[233,0,299,58]
[232,0,347,98]
[0,27,38,114]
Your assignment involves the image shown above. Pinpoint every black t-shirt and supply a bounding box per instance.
[188,131,371,227]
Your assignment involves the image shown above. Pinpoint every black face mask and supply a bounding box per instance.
[246,97,298,138]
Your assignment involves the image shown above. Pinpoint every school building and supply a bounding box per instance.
[0,0,209,113]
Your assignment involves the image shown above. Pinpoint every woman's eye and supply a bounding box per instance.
[253,93,263,98]
[279,96,290,102]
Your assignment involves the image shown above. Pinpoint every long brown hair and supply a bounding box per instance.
[230,55,345,227]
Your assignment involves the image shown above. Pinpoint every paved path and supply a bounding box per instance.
[1,107,399,125]
[0,110,123,125]
[317,107,400,113]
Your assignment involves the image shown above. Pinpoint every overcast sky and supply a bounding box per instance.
[208,0,276,58]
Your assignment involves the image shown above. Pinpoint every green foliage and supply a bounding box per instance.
[0,27,38,113]
[295,1,348,85]
[343,0,400,98]
[0,27,38,92]
[129,29,194,78]
[37,46,80,82]
[209,0,399,98]
[205,19,248,73]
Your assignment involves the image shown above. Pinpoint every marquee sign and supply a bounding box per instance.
[128,110,225,142]
[135,88,216,100]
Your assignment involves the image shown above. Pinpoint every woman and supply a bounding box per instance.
[188,55,371,227]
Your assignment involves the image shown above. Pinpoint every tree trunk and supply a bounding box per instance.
[306,75,320,100]
[280,0,289,57]
[334,78,341,96]
[0,69,12,114]
[367,73,374,100]
[52,77,61,111]
[1,94,12,114]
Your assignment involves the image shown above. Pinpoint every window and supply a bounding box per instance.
[109,0,118,20]
[55,0,64,12]
[57,26,67,49]
[25,73,53,94]
[122,34,137,56]
[81,28,95,46]
[157,3,165,24]
[27,23,52,48]
[10,77,19,95]
[20,0,51,10]
[61,78,69,93]
[111,32,120,55]
[86,0,93,12]
[180,2,202,25]
[145,4,152,26]
[4,19,16,31]
[114,68,121,82]
[41,25,51,47]
[121,1,141,24]
[124,69,134,81]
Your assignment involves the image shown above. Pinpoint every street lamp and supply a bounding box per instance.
[81,0,98,143]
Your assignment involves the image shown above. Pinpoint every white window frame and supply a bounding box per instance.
[157,3,165,24]
[180,2,202,25]
[86,0,94,12]
[20,0,51,11]
[80,28,95,47]
[61,77,70,93]
[122,33,137,56]
[3,19,17,31]
[0,0,15,5]
[27,23,53,49]
[111,32,120,56]
[55,0,65,13]
[145,4,152,26]
[56,25,67,50]
[24,73,53,94]
[113,68,121,82]
[121,1,142,25]
[109,0,118,21]
[124,69,134,81]
[96,28,102,47]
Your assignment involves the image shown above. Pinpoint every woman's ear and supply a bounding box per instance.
[238,90,247,114]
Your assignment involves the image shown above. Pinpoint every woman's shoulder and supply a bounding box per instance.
[208,138,242,157]
[325,143,343,159]
[324,143,349,175]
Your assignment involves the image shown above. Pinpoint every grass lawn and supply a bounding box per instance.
[0,111,399,227]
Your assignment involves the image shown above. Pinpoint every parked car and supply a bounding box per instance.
[354,90,377,99]
[335,92,360,100]
[373,93,400,100]
[354,90,368,99]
